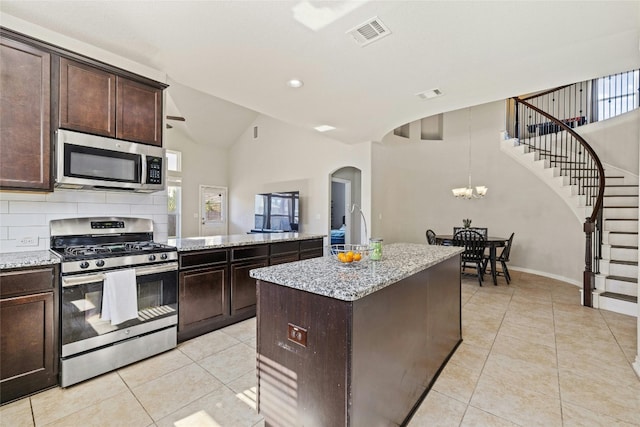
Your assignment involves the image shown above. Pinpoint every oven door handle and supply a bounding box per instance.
[62,273,107,287]
[61,262,178,287]
[135,262,178,276]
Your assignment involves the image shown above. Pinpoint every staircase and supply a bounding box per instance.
[597,172,639,316]
[501,135,639,316]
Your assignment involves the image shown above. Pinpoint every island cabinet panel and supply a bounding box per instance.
[0,35,51,191]
[231,245,268,317]
[256,254,461,426]
[59,57,117,138]
[178,250,229,342]
[256,282,350,426]
[0,266,59,404]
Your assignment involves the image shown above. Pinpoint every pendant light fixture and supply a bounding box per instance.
[452,108,488,199]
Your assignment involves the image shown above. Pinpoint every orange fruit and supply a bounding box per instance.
[353,253,362,261]
[337,252,346,262]
[345,253,354,263]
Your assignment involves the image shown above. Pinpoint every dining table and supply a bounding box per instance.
[434,234,508,285]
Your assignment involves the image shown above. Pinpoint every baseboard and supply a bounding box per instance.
[508,266,581,287]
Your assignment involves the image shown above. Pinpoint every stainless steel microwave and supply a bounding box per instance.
[55,129,165,193]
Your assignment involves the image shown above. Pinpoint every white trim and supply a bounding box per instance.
[508,265,581,287]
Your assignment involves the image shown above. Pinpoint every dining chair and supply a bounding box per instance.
[453,227,488,238]
[482,232,514,284]
[452,229,486,286]
[426,229,437,245]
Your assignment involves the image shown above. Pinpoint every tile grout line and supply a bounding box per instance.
[551,299,564,425]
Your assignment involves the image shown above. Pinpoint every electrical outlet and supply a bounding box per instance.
[17,236,38,247]
[287,323,307,347]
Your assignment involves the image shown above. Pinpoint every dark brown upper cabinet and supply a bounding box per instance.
[0,36,52,191]
[116,77,163,146]
[59,58,163,146]
[59,57,116,138]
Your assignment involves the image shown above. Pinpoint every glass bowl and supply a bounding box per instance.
[329,244,369,264]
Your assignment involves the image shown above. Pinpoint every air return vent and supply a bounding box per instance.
[416,88,443,100]
[346,16,391,46]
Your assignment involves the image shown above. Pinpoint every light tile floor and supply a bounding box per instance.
[1,271,638,426]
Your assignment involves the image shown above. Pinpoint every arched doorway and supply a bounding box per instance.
[330,166,363,245]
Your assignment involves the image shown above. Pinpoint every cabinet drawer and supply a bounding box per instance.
[300,238,323,251]
[270,253,300,266]
[180,250,228,269]
[300,249,324,260]
[231,245,269,262]
[0,267,55,298]
[270,241,299,256]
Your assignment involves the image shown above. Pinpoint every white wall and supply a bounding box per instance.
[227,115,371,239]
[576,109,640,175]
[0,190,168,252]
[164,127,229,238]
[372,101,585,284]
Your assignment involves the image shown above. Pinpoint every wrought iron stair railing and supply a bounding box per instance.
[508,94,605,307]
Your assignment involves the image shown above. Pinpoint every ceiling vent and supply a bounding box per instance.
[416,88,443,100]
[346,16,391,47]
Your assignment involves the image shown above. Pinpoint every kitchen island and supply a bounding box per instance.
[250,243,463,426]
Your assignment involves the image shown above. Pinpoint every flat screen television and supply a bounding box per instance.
[253,191,299,232]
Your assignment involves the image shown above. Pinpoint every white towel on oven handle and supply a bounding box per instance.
[101,268,138,325]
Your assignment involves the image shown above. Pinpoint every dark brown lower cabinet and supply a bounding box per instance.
[0,266,59,404]
[230,244,269,318]
[178,264,228,342]
[177,239,323,342]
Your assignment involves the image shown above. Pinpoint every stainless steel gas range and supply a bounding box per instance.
[50,217,178,387]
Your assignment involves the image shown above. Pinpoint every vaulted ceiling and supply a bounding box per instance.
[2,1,639,146]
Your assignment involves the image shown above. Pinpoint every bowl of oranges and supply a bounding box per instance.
[329,244,368,264]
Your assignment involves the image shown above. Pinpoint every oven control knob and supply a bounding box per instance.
[148,254,156,261]
[79,261,90,269]
[160,253,168,260]
[95,259,105,267]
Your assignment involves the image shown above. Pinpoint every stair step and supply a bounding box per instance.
[611,245,639,250]
[610,260,638,266]
[600,292,638,303]
[607,275,638,283]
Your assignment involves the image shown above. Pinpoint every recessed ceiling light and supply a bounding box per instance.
[314,125,336,132]
[287,79,304,88]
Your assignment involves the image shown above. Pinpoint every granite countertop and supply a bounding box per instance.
[168,233,326,252]
[0,250,61,270]
[250,243,463,301]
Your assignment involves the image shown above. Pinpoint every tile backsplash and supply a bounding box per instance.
[0,189,168,253]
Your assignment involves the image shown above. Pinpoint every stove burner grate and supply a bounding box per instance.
[64,245,113,257]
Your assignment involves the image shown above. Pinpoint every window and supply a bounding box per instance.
[166,150,182,173]
[204,190,224,222]
[166,150,182,238]
[595,70,639,121]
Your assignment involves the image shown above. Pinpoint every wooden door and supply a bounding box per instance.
[231,259,268,315]
[178,264,229,341]
[59,57,116,137]
[116,77,163,146]
[0,36,51,190]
